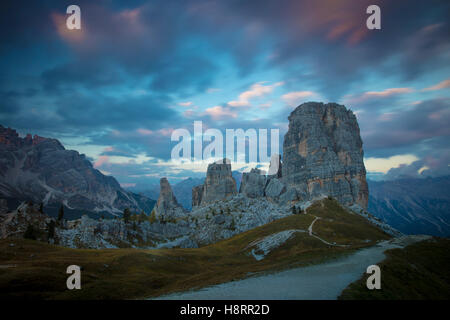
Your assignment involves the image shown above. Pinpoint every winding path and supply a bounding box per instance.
[152,240,404,300]
[308,216,348,247]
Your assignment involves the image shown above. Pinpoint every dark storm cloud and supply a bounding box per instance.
[384,138,450,180]
[358,98,450,150]
[1,88,179,141]
[1,0,221,95]
[41,60,125,93]
[44,1,221,95]
[357,97,450,180]
[207,0,450,99]
[2,0,449,95]
[88,128,176,161]
[1,0,449,183]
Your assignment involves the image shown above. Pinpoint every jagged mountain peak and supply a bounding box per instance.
[0,125,155,219]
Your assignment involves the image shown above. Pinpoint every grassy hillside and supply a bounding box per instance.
[0,198,390,300]
[339,237,450,300]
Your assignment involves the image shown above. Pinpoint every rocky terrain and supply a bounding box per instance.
[0,102,405,249]
[368,176,450,237]
[0,197,392,300]
[0,125,155,219]
[0,200,194,249]
[0,200,53,242]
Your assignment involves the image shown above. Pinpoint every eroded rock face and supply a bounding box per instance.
[154,178,185,220]
[200,159,237,205]
[0,199,8,214]
[282,102,368,208]
[0,202,54,240]
[0,125,155,218]
[268,154,282,179]
[265,178,286,199]
[239,168,266,198]
[192,185,204,207]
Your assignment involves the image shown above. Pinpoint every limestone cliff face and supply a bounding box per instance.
[268,154,282,179]
[192,185,204,207]
[282,102,368,208]
[239,168,266,198]
[199,159,237,206]
[154,178,185,220]
[0,125,154,218]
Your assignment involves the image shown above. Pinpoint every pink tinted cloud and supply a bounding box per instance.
[137,128,173,137]
[94,155,109,168]
[344,87,414,104]
[281,91,316,107]
[137,128,153,136]
[363,88,413,97]
[205,106,238,120]
[51,12,85,44]
[183,109,196,118]
[228,82,283,107]
[378,112,395,122]
[422,79,450,91]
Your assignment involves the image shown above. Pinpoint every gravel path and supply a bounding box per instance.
[152,238,425,300]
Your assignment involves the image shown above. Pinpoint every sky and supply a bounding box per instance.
[1,0,449,190]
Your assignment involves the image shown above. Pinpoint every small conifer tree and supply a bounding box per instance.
[58,205,64,221]
[123,208,131,223]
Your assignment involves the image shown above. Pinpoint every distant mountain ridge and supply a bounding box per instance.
[368,176,450,237]
[0,125,155,219]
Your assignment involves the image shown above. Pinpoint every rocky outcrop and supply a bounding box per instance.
[239,168,266,198]
[57,214,195,249]
[197,159,237,206]
[0,125,155,218]
[192,185,204,207]
[282,102,368,208]
[0,201,193,249]
[0,199,8,214]
[154,178,185,221]
[265,178,286,199]
[268,154,282,178]
[187,194,290,246]
[0,202,54,241]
